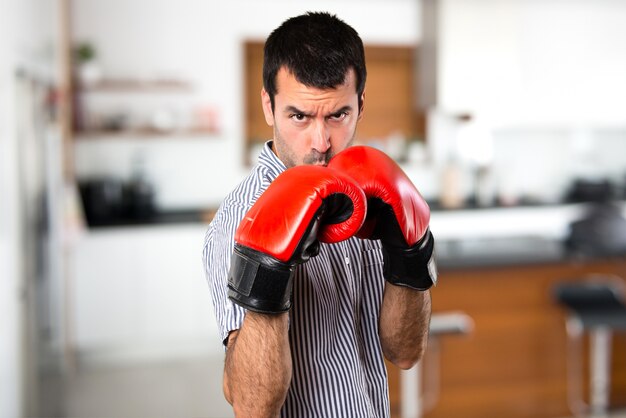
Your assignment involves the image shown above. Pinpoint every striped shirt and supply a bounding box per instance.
[203,141,390,417]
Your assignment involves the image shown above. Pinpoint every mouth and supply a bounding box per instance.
[303,155,329,166]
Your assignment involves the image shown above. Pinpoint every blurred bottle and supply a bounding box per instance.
[455,113,495,207]
[474,165,495,207]
[125,151,155,221]
[439,156,464,209]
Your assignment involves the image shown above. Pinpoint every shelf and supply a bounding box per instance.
[80,78,194,93]
[74,128,220,139]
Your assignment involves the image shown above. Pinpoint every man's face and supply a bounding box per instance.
[261,67,364,168]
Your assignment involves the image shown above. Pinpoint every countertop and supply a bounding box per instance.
[84,208,213,228]
[434,235,568,270]
[83,201,626,270]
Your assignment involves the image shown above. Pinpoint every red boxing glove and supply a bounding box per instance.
[228,165,366,313]
[328,146,437,290]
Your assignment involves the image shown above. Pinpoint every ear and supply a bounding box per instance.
[261,88,275,127]
[357,90,365,121]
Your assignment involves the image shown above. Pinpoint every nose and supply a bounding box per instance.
[311,120,331,153]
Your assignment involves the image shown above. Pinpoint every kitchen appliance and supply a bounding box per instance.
[564,202,626,257]
[79,178,126,226]
[564,178,616,203]
[78,176,155,226]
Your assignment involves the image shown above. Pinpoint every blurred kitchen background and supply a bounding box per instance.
[2,0,626,417]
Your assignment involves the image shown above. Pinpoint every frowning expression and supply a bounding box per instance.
[262,67,364,168]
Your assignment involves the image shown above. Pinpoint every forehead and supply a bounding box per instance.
[274,67,358,105]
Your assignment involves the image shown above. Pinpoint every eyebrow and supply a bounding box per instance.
[284,105,353,117]
[284,106,311,117]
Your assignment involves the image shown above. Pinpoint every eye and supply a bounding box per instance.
[290,113,307,122]
[329,111,348,121]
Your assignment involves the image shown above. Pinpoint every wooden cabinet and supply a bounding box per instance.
[387,258,626,418]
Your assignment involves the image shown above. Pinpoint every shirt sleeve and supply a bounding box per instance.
[202,202,247,347]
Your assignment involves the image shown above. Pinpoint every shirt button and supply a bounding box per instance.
[345,257,350,265]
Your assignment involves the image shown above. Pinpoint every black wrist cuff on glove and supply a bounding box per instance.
[383,229,437,290]
[227,245,295,314]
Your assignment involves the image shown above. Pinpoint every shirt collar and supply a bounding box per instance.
[258,140,287,182]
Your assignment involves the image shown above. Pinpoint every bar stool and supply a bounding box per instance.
[553,275,626,418]
[400,311,474,418]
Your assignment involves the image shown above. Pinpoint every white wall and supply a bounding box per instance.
[517,0,626,127]
[436,0,626,127]
[437,0,522,120]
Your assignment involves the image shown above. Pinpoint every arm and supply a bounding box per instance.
[328,146,437,369]
[223,165,367,415]
[379,286,431,369]
[224,312,292,418]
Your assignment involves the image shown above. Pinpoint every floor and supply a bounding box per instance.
[39,354,234,418]
[38,354,626,418]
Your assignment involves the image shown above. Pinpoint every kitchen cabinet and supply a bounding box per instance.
[387,257,626,418]
[70,224,221,361]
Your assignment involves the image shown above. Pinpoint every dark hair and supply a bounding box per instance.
[263,12,367,112]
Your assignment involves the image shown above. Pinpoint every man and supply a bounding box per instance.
[203,12,435,417]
